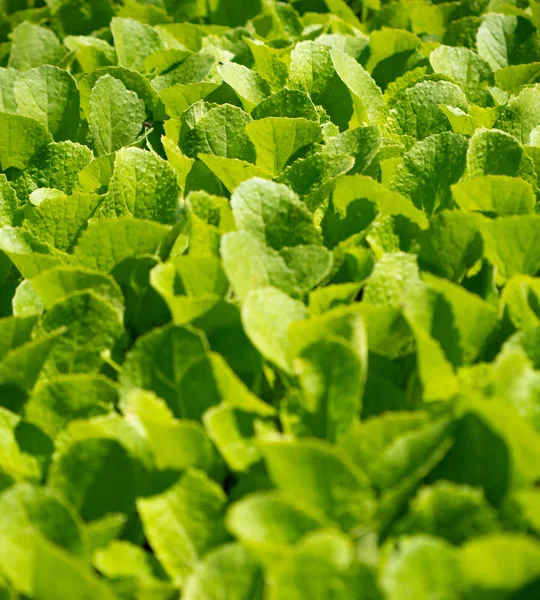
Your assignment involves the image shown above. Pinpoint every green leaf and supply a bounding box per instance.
[64,35,116,72]
[459,534,540,598]
[8,22,65,71]
[452,175,536,216]
[331,175,428,228]
[293,336,365,441]
[48,415,150,521]
[436,397,540,503]
[307,281,360,313]
[137,469,228,584]
[217,61,271,112]
[119,324,220,420]
[74,217,170,272]
[169,255,229,298]
[405,326,455,403]
[246,117,322,175]
[246,38,289,93]
[110,17,164,73]
[0,482,82,550]
[288,41,354,130]
[185,190,235,257]
[476,13,518,71]
[0,67,19,113]
[14,66,80,143]
[479,215,540,279]
[324,0,364,23]
[0,227,66,279]
[363,253,461,399]
[409,2,457,37]
[466,129,536,186]
[366,28,422,75]
[288,305,369,365]
[430,45,494,104]
[162,135,195,189]
[341,412,453,490]
[241,287,308,373]
[331,48,385,126]
[100,147,180,223]
[323,126,382,175]
[31,265,124,316]
[317,33,369,61]
[160,81,221,118]
[75,152,116,194]
[29,189,67,207]
[395,482,500,544]
[388,80,468,140]
[267,530,380,600]
[93,540,172,597]
[0,112,53,171]
[277,152,355,210]
[512,489,540,536]
[25,374,118,438]
[24,192,102,252]
[11,141,93,199]
[203,351,267,415]
[151,52,216,93]
[0,174,20,227]
[230,178,321,250]
[34,535,119,600]
[423,273,499,366]
[203,403,273,471]
[36,291,124,376]
[226,491,325,556]
[122,389,215,472]
[259,437,375,531]
[326,212,377,264]
[495,85,540,144]
[183,543,264,600]
[150,264,222,326]
[251,89,319,121]
[391,132,468,215]
[461,349,540,431]
[198,154,271,193]
[280,245,333,291]
[502,276,540,331]
[418,211,483,281]
[221,231,300,299]
[0,483,91,597]
[0,314,37,360]
[88,75,146,156]
[207,0,263,27]
[46,0,116,37]
[452,175,535,215]
[381,536,465,600]
[145,48,197,77]
[12,282,43,319]
[181,103,256,162]
[79,67,162,121]
[495,63,540,93]
[440,104,499,136]
[0,407,52,482]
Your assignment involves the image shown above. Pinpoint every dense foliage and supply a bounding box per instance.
[2,0,540,597]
